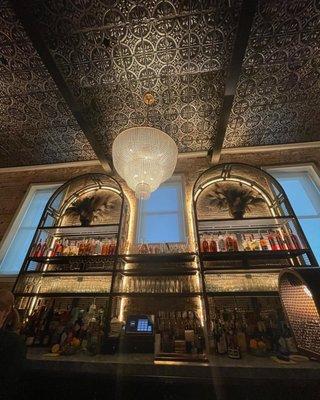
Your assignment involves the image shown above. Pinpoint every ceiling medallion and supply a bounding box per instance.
[143,92,156,106]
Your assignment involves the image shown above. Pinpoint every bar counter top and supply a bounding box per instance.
[26,349,320,383]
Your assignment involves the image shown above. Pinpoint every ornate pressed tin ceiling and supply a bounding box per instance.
[28,0,242,156]
[224,0,320,147]
[0,1,96,167]
[0,1,320,167]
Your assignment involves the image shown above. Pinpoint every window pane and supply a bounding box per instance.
[0,188,55,274]
[142,214,180,243]
[143,185,179,213]
[299,218,320,264]
[137,179,186,244]
[278,177,318,216]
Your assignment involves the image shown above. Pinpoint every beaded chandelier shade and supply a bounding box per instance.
[112,127,178,200]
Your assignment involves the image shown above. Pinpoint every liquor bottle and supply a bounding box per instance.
[78,240,85,256]
[232,235,239,251]
[90,239,96,255]
[227,318,241,359]
[62,239,70,255]
[34,239,42,258]
[73,241,79,256]
[226,234,235,252]
[250,234,261,251]
[236,323,247,353]
[217,232,226,252]
[275,230,286,250]
[289,229,301,249]
[95,239,102,255]
[39,239,48,257]
[259,234,269,250]
[209,235,217,252]
[216,324,227,354]
[284,231,295,250]
[109,238,116,255]
[201,234,209,253]
[268,231,280,251]
[242,235,251,251]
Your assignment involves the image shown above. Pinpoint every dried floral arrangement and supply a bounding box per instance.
[64,193,117,226]
[208,183,265,219]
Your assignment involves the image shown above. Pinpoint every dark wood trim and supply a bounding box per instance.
[209,0,258,164]
[11,0,113,172]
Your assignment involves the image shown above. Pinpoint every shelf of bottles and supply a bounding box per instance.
[208,295,298,359]
[193,163,317,357]
[198,217,310,267]
[26,224,118,273]
[14,173,125,335]
[18,296,110,353]
[155,309,206,359]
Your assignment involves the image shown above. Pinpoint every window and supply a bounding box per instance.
[267,165,320,264]
[136,177,186,244]
[0,184,60,275]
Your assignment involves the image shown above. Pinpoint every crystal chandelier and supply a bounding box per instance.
[112,127,178,200]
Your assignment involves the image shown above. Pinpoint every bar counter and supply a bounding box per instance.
[26,349,320,384]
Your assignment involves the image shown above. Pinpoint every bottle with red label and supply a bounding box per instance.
[201,234,209,253]
[209,235,217,252]
[39,239,48,257]
[275,230,286,250]
[34,239,42,258]
[259,233,270,251]
[268,231,280,251]
[232,235,239,251]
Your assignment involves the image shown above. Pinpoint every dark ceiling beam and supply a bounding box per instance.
[11,0,112,173]
[209,0,258,164]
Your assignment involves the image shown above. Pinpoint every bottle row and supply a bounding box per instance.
[200,228,301,253]
[21,299,108,355]
[120,275,199,294]
[209,304,297,359]
[30,237,117,258]
[155,310,204,355]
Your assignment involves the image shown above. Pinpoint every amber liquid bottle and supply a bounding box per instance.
[201,235,209,253]
[226,234,235,252]
[268,231,280,251]
[209,235,217,252]
[289,229,301,249]
[259,234,269,250]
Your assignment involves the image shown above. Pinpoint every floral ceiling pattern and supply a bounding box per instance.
[0,0,96,167]
[224,0,320,147]
[0,0,320,167]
